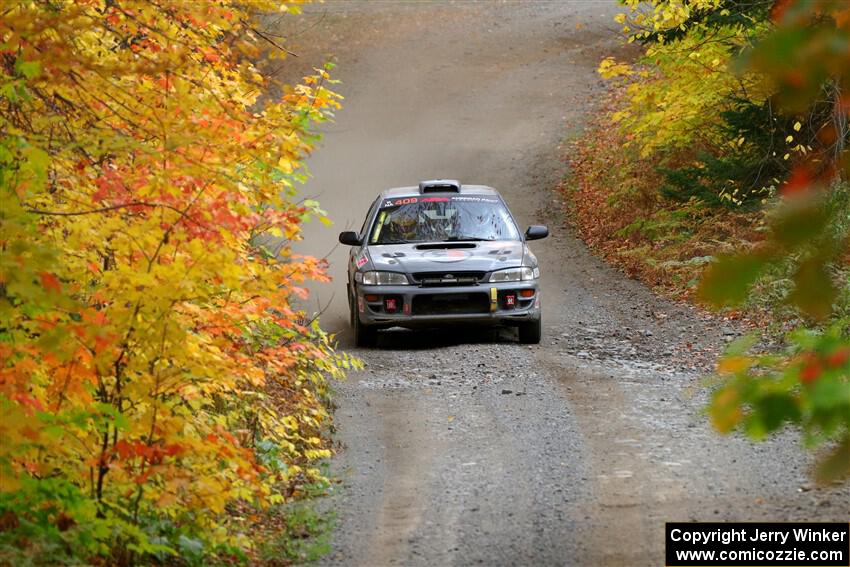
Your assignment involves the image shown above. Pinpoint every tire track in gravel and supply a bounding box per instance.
[360,392,440,567]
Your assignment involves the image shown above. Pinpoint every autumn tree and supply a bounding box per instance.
[0,1,355,563]
[601,0,841,207]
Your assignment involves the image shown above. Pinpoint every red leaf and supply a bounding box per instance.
[781,166,812,197]
[94,335,111,355]
[13,393,45,412]
[164,443,183,457]
[826,347,850,369]
[800,360,822,384]
[39,272,62,294]
[112,440,134,459]
[770,0,794,23]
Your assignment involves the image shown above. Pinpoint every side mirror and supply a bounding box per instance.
[338,231,362,246]
[525,225,549,241]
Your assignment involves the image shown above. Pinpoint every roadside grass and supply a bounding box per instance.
[256,503,335,566]
[231,467,337,566]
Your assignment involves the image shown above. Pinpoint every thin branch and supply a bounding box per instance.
[25,201,205,226]
[248,23,299,58]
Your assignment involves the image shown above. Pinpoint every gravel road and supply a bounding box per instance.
[269,2,850,565]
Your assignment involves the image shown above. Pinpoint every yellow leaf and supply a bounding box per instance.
[717,355,751,375]
[710,386,743,434]
[597,57,633,79]
[277,157,294,174]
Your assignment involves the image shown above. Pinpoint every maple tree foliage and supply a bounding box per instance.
[0,0,356,562]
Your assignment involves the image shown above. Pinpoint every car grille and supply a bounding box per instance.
[411,271,486,286]
[412,293,490,315]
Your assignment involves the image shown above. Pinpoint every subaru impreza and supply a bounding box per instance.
[338,180,548,346]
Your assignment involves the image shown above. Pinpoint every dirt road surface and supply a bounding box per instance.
[269,3,850,565]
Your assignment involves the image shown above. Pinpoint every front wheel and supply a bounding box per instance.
[351,296,377,348]
[518,317,541,344]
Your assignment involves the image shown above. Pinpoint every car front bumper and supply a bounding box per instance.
[354,281,541,329]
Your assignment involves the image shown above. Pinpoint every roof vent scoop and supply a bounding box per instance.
[419,179,461,193]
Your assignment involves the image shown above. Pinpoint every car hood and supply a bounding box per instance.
[367,240,527,274]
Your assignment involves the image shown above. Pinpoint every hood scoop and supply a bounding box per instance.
[415,242,477,250]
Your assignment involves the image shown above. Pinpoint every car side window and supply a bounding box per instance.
[359,199,379,239]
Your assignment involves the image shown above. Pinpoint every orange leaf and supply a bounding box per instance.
[717,356,751,375]
[39,272,62,293]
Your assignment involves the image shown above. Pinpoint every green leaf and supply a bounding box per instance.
[810,377,850,415]
[698,253,770,306]
[724,334,759,356]
[750,393,801,437]
[787,256,837,319]
[772,202,830,249]
[814,436,850,485]
[15,59,40,79]
[177,535,205,557]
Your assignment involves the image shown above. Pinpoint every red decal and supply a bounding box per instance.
[506,295,516,307]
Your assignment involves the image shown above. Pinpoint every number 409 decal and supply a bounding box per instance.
[382,197,418,208]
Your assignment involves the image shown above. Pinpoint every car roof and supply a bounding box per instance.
[380,184,501,199]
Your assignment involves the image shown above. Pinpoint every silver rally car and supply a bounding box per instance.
[338,180,548,347]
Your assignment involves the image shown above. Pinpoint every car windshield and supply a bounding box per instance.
[369,195,520,244]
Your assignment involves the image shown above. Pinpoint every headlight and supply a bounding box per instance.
[356,271,409,285]
[488,266,539,282]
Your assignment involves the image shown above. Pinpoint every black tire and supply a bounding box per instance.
[518,317,541,344]
[351,295,377,348]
